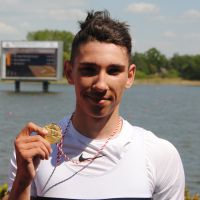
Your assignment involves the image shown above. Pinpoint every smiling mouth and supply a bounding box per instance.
[86,94,111,104]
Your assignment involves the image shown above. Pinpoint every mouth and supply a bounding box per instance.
[86,94,112,105]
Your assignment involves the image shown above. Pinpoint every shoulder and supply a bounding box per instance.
[143,132,185,198]
[125,121,185,198]
[130,124,183,172]
[142,128,179,159]
[123,120,181,167]
[122,120,181,161]
[128,122,180,161]
[141,130,185,199]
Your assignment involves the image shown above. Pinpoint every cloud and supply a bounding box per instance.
[0,0,20,5]
[183,9,200,18]
[163,31,177,38]
[127,2,159,14]
[0,21,18,34]
[19,21,32,29]
[183,33,200,40]
[163,31,200,41]
[49,8,86,21]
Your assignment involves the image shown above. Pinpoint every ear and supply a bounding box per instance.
[125,64,136,89]
[64,60,74,85]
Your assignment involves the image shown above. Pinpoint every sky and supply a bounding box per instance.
[0,0,200,57]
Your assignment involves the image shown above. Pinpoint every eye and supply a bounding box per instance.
[79,67,97,76]
[107,66,122,75]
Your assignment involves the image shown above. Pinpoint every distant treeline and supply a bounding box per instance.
[27,30,200,80]
[132,49,200,80]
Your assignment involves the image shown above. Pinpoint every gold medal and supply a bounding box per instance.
[44,123,62,144]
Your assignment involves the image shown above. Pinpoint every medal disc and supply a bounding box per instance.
[44,123,62,144]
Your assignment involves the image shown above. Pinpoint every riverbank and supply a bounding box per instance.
[134,77,200,86]
[1,77,200,86]
[51,77,200,86]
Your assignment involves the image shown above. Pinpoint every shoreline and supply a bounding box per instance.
[1,78,200,86]
[55,77,200,86]
[134,78,200,86]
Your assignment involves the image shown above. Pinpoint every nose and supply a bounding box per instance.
[92,72,108,92]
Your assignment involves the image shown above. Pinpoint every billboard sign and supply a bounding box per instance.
[0,41,63,81]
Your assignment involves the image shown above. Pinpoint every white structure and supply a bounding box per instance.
[0,41,63,92]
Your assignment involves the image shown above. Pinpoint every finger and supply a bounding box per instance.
[15,134,52,155]
[31,135,52,154]
[23,147,47,160]
[17,122,48,138]
[25,140,51,159]
[16,140,50,160]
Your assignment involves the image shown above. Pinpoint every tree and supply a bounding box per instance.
[170,54,200,80]
[144,48,168,74]
[132,52,149,75]
[27,30,74,60]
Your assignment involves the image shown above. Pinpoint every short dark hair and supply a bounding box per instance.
[70,10,132,63]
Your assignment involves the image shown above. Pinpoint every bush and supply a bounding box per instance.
[135,70,148,79]
[185,187,200,200]
[0,183,8,199]
[167,69,180,78]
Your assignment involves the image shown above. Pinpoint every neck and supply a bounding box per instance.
[71,110,121,139]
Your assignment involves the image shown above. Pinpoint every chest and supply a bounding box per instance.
[34,140,152,199]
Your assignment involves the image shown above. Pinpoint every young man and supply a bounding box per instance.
[7,10,185,200]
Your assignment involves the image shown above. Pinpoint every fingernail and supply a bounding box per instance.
[42,128,48,134]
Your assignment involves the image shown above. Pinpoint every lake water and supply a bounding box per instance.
[0,82,199,194]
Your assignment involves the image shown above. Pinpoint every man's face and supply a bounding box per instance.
[67,41,135,118]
